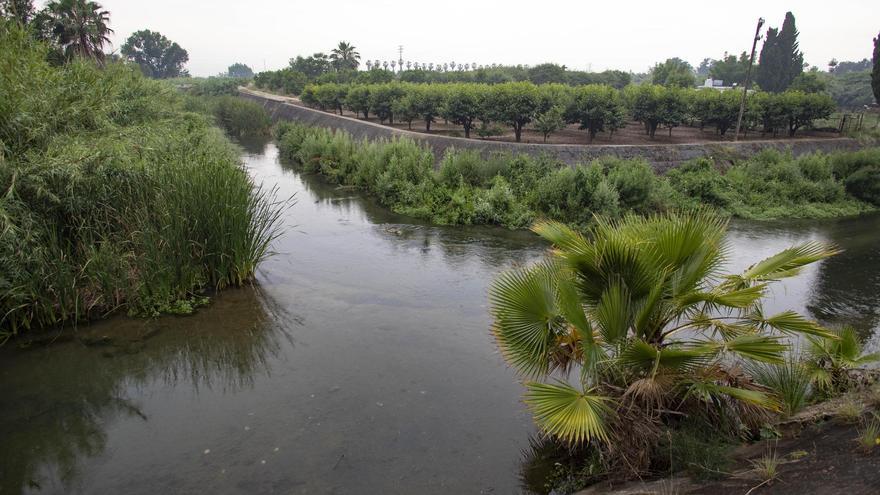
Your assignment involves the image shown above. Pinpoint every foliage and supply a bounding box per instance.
[489,212,838,475]
[207,95,271,136]
[746,358,813,417]
[804,326,880,394]
[757,12,804,93]
[651,58,696,88]
[873,32,880,105]
[121,29,189,79]
[567,84,626,142]
[277,123,877,224]
[709,52,750,86]
[0,23,284,336]
[789,71,828,94]
[0,0,34,24]
[489,81,541,142]
[35,0,112,62]
[290,52,331,79]
[330,41,359,71]
[827,70,875,109]
[534,105,566,142]
[227,62,253,78]
[254,67,308,95]
[625,84,690,138]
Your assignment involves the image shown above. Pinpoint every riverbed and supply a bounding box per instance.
[1,137,878,494]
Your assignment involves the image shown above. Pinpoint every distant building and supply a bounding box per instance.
[699,78,735,91]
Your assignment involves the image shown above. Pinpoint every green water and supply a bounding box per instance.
[2,137,878,494]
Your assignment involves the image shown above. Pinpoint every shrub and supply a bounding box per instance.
[845,166,880,205]
[210,95,271,136]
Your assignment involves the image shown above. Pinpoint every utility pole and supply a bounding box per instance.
[398,45,403,74]
[734,17,765,141]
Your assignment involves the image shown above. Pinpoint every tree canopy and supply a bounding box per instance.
[37,0,112,61]
[227,62,253,78]
[330,41,360,71]
[650,58,696,88]
[121,29,188,78]
[709,52,750,86]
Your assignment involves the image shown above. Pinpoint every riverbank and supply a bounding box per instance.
[273,121,877,229]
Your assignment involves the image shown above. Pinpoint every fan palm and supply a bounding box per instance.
[330,41,360,71]
[490,212,839,447]
[44,0,112,61]
[805,326,880,393]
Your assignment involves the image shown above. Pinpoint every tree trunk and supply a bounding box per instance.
[426,120,431,132]
[514,124,522,142]
[464,124,471,138]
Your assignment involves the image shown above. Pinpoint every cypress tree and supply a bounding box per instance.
[756,12,804,93]
[872,31,880,105]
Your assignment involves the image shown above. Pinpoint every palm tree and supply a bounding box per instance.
[490,213,839,455]
[43,0,112,61]
[329,41,360,71]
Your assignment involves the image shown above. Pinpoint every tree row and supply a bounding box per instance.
[294,82,835,142]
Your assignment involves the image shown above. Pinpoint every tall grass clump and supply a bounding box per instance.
[0,22,285,337]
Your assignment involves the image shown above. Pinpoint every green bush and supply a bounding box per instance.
[845,166,880,205]
[210,95,271,136]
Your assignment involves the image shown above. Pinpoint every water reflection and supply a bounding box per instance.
[0,287,282,494]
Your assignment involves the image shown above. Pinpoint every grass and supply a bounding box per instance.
[856,414,880,453]
[835,399,864,423]
[274,121,878,230]
[747,444,781,494]
[747,359,813,417]
[0,22,285,337]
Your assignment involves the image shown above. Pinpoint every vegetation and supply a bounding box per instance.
[651,58,697,88]
[121,29,189,78]
[36,0,112,62]
[0,22,284,337]
[277,122,877,228]
[227,62,253,78]
[873,32,880,104]
[290,81,837,141]
[489,212,839,478]
[757,12,804,93]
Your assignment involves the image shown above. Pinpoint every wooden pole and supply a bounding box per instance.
[734,18,765,141]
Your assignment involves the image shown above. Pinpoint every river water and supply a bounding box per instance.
[2,138,878,494]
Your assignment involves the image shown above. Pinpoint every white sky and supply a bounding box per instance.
[76,0,879,77]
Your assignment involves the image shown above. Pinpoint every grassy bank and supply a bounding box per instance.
[275,122,878,227]
[0,24,284,337]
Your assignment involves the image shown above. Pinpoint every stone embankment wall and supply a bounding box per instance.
[239,88,861,172]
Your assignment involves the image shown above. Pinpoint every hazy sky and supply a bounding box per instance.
[82,0,878,77]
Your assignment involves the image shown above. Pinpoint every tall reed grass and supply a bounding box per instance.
[0,22,285,337]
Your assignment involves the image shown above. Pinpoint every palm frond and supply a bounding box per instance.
[619,339,714,373]
[751,310,836,338]
[709,334,788,363]
[490,262,560,377]
[524,381,612,444]
[593,280,631,343]
[737,241,841,285]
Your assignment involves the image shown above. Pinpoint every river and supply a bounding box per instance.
[1,137,878,494]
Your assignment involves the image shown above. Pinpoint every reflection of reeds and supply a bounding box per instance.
[0,285,282,493]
